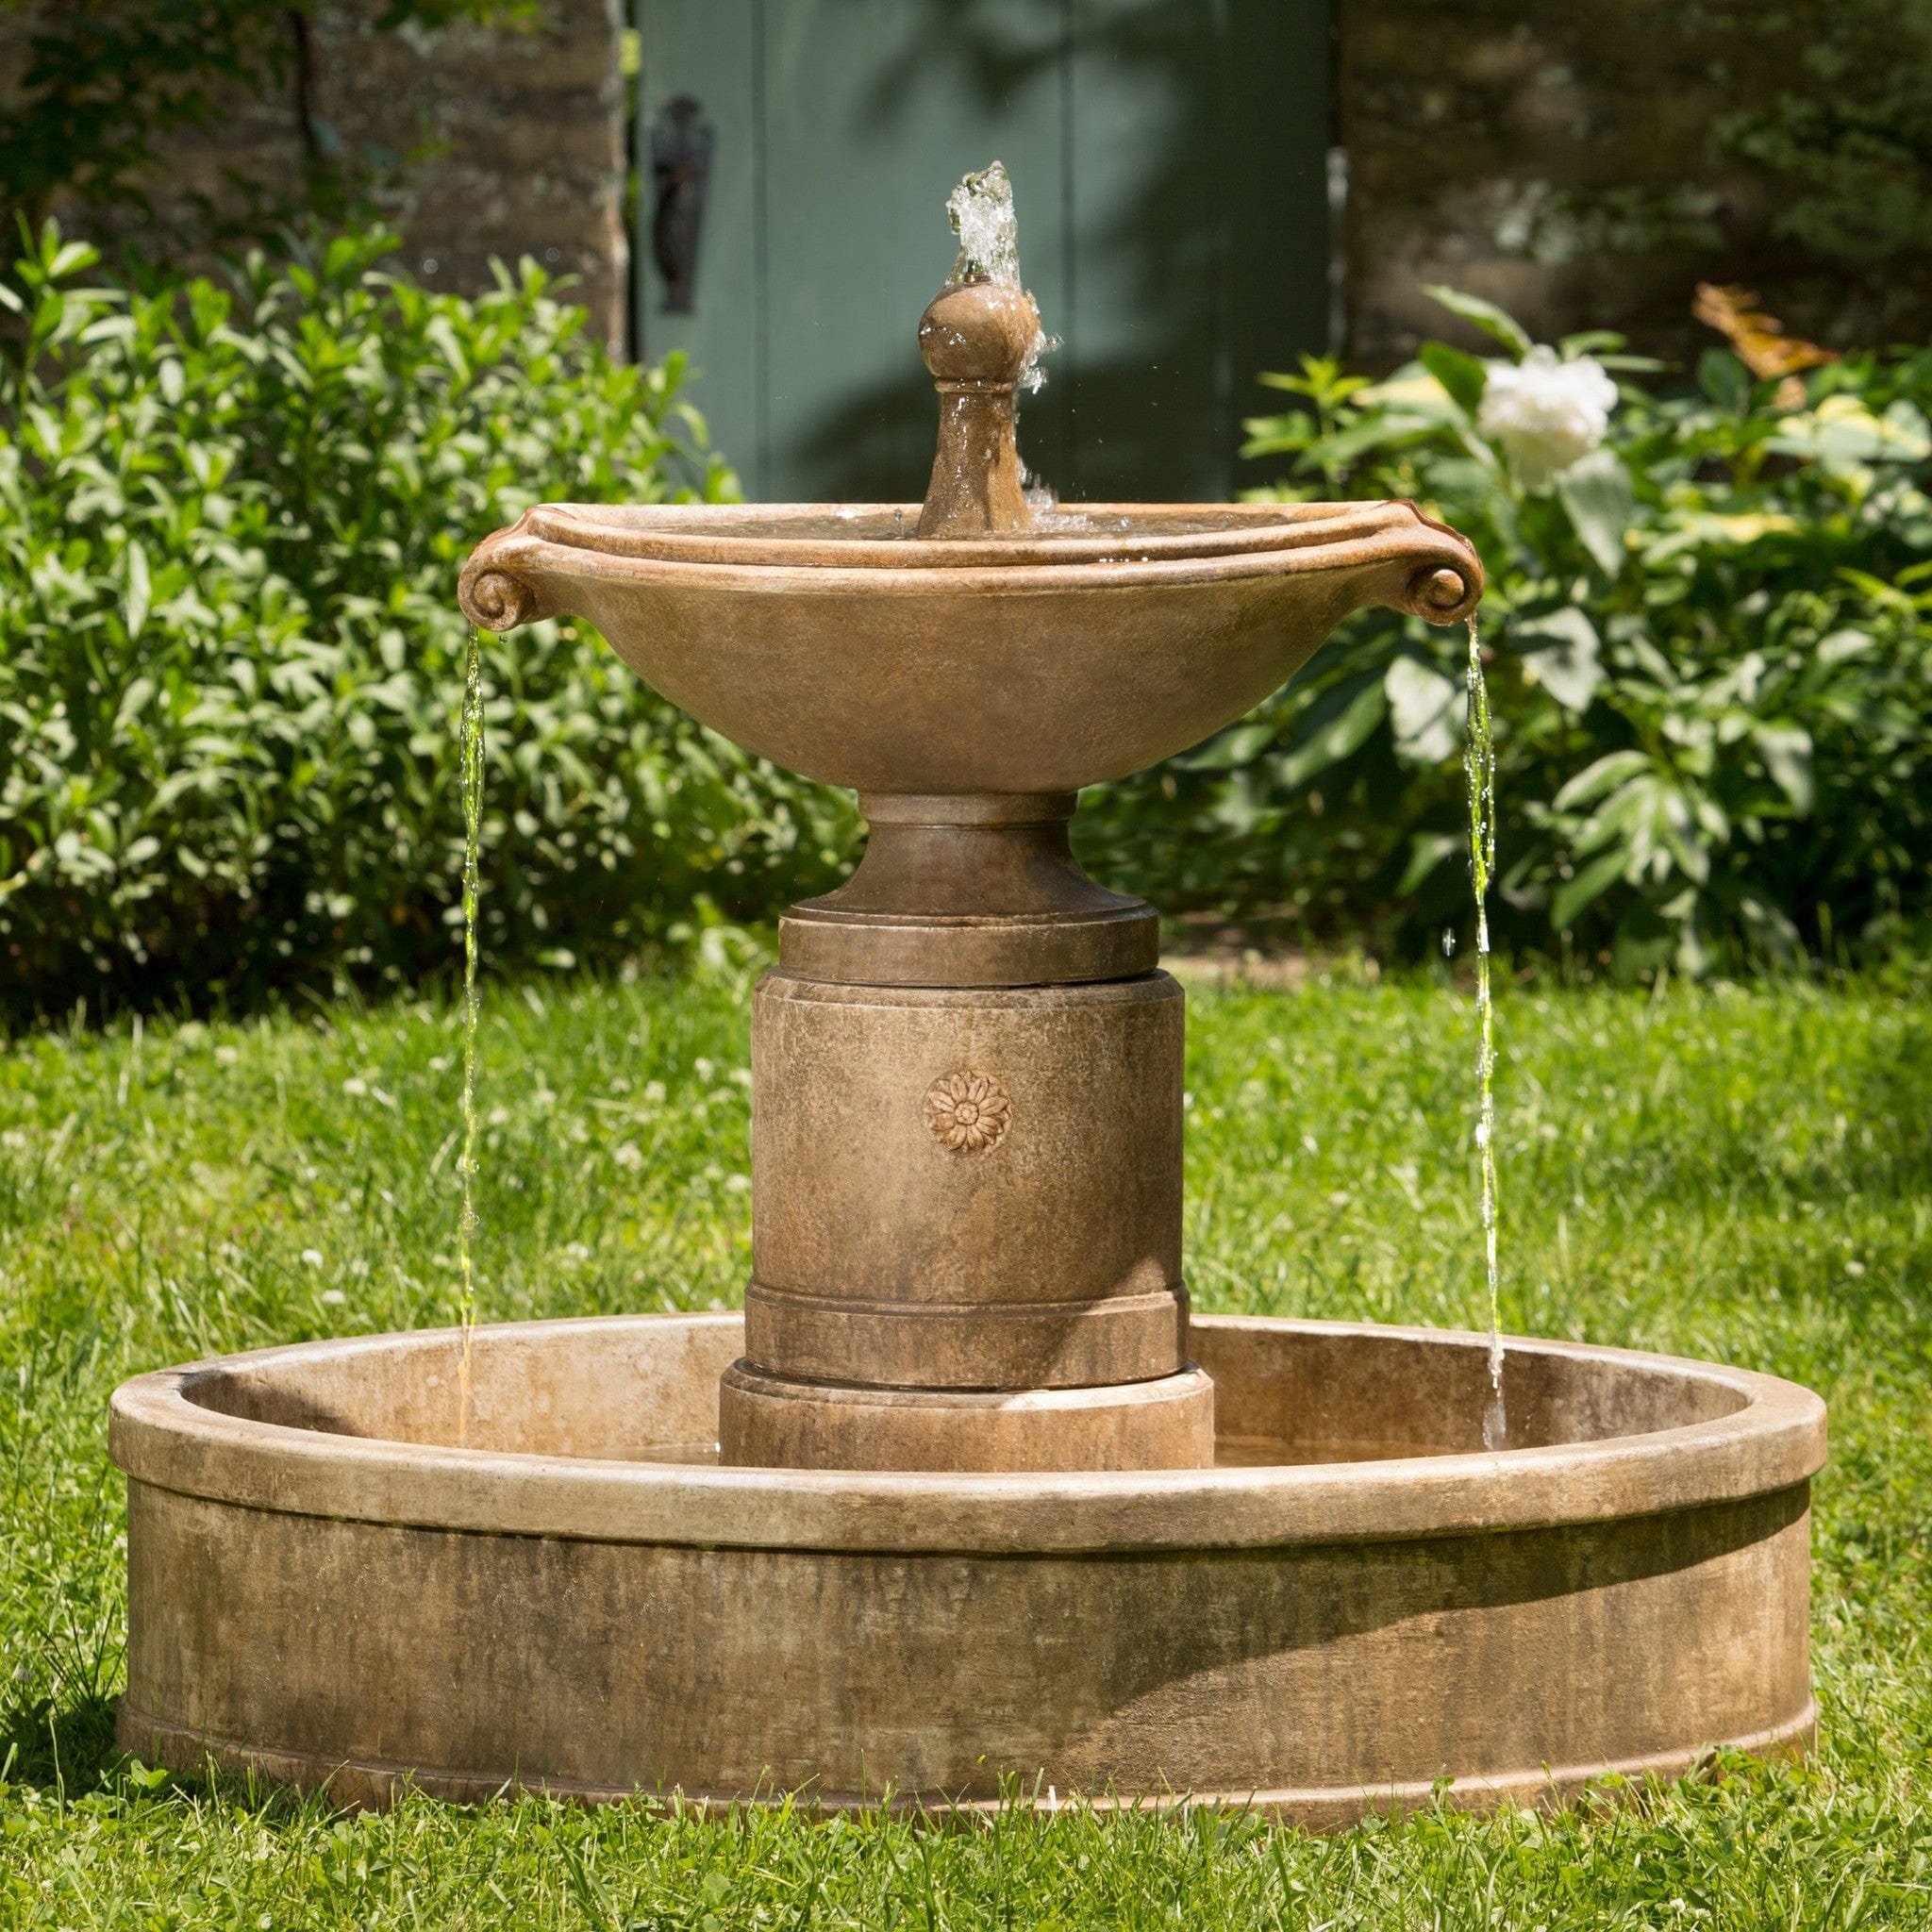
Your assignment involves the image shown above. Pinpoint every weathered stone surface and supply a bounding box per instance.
[308,0,628,348]
[718,1358,1217,1473]
[457,482,1479,1474]
[0,0,626,349]
[456,501,1483,791]
[1336,0,1903,365]
[745,972,1186,1395]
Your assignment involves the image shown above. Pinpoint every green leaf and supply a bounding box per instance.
[1554,750,1653,814]
[1551,849,1630,930]
[1384,657,1462,764]
[1396,831,1459,896]
[114,676,157,733]
[1516,608,1604,715]
[1697,348,1751,413]
[1817,629,1874,665]
[1300,412,1442,467]
[1557,329,1627,357]
[1767,394,1932,470]
[1277,679,1388,788]
[1422,285,1533,358]
[1418,341,1488,420]
[123,542,150,642]
[47,239,100,280]
[1179,719,1277,772]
[1755,724,1815,812]
[1556,449,1635,576]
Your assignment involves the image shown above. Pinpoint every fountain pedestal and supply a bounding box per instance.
[454,259,1487,1474]
[723,792,1211,1472]
[720,263,1225,1471]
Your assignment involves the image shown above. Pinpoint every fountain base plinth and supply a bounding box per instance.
[718,1358,1216,1473]
[736,881,1203,1467]
[738,963,1192,1466]
[741,1279,1189,1394]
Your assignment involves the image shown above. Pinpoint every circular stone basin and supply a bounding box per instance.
[109,1313,1824,1821]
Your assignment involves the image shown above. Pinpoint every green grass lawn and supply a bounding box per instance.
[2,965,1928,1926]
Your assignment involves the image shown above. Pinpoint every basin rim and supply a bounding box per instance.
[459,498,1484,614]
[109,1314,1825,1555]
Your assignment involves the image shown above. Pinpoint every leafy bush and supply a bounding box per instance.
[0,224,852,1019]
[10,223,1931,1014]
[1081,290,1932,975]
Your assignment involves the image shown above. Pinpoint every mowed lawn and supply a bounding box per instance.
[1,966,1928,1927]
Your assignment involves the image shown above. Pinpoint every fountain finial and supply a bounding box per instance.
[916,162,1041,539]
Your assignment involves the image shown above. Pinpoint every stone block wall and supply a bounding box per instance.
[1337,0,1890,366]
[1,0,627,350]
[307,0,628,348]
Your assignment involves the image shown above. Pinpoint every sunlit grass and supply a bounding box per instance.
[2,964,1927,1926]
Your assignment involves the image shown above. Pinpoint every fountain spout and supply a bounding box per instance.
[915,275,1040,538]
[914,161,1043,538]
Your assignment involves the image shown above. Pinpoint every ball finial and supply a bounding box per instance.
[918,277,1041,390]
[915,162,1043,537]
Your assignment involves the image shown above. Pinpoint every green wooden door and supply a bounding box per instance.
[637,1,1330,504]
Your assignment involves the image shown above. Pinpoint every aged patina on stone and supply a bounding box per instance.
[109,186,1826,1814]
[110,1312,1824,1816]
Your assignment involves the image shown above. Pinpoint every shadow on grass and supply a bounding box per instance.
[2,1690,124,1795]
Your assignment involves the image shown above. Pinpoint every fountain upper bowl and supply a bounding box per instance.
[458,500,1483,794]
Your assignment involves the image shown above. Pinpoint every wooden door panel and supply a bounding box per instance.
[636,0,1330,504]
[636,2,762,489]
[760,0,1067,504]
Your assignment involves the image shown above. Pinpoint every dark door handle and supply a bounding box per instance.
[650,93,714,313]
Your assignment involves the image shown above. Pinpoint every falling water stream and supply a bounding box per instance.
[1464,614,1505,1450]
[455,626,486,1445]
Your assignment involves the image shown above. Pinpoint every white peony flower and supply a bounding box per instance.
[1476,345,1619,491]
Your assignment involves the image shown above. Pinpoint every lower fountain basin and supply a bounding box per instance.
[109,1312,1824,1821]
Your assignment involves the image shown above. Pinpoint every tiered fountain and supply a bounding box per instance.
[111,171,1824,1818]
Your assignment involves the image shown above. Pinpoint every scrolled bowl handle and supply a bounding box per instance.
[458,562,541,633]
[1400,560,1484,625]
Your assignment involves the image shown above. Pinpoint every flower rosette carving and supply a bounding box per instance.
[924,1071,1011,1153]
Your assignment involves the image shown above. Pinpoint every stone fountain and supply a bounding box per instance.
[111,172,1824,1817]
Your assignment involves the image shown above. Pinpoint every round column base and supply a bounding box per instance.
[718,1360,1216,1473]
[742,1280,1190,1391]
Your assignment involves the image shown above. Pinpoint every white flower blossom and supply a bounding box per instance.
[1477,345,1619,491]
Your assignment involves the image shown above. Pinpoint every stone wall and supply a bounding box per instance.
[308,0,628,349]
[3,2,1911,371]
[1336,0,1894,367]
[1,0,628,351]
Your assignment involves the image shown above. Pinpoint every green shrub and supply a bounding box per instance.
[1080,291,1932,974]
[0,223,853,1019]
[10,223,1931,1011]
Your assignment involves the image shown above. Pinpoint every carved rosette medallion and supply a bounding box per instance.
[924,1071,1012,1153]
